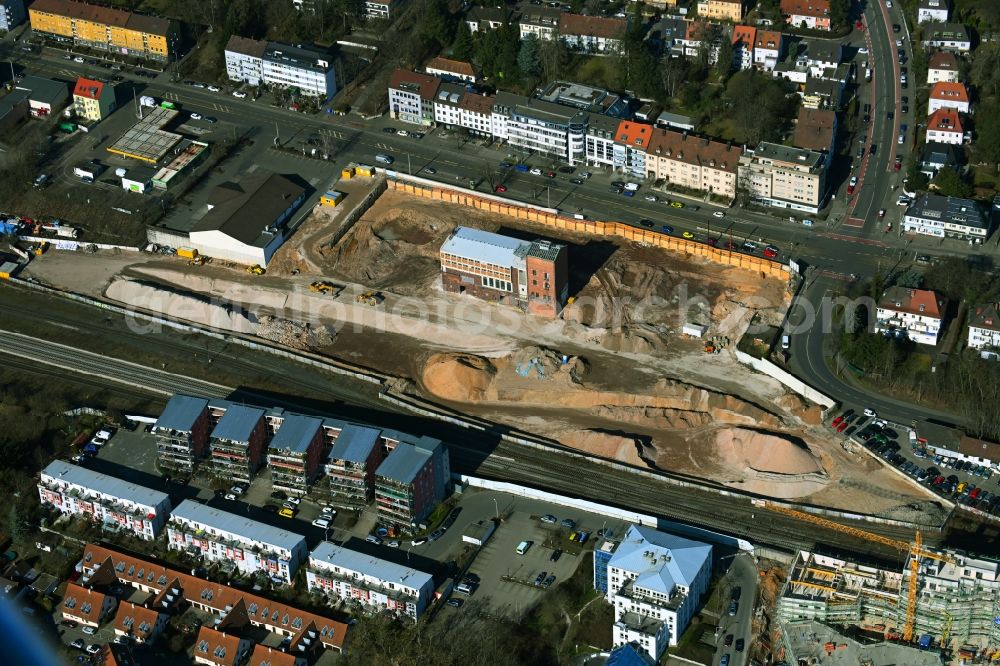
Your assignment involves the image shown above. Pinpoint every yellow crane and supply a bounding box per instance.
[764,503,955,643]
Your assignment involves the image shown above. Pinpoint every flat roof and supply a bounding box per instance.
[211,404,264,443]
[107,105,182,164]
[269,414,322,454]
[264,42,332,71]
[440,226,531,268]
[170,500,306,551]
[42,460,170,509]
[328,424,381,463]
[752,141,825,169]
[310,541,433,590]
[154,394,208,432]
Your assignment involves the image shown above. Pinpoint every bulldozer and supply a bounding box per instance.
[246,264,265,275]
[188,256,206,266]
[355,290,384,306]
[309,281,337,295]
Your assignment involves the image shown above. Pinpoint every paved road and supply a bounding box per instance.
[712,552,758,666]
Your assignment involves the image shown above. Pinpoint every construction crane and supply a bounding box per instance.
[764,503,955,643]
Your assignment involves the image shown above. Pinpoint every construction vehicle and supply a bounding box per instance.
[763,503,955,643]
[177,247,199,260]
[188,256,206,266]
[355,290,384,306]
[32,242,48,256]
[309,281,338,295]
[246,264,265,275]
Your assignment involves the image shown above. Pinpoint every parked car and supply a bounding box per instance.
[232,90,248,98]
[495,184,507,193]
[542,574,556,588]
[550,549,562,562]
[207,85,221,92]
[529,168,542,176]
[540,515,557,524]
[446,598,463,607]
[560,518,576,529]
[82,626,97,636]
[366,534,383,545]
[312,518,330,528]
[71,638,86,650]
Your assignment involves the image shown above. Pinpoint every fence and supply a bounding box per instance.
[385,176,789,278]
[734,349,836,410]
[321,175,387,250]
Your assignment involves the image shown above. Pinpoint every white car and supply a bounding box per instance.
[82,626,96,635]
[885,0,892,6]
[321,506,337,517]
[232,90,247,99]
[207,85,221,93]
[529,168,542,176]
[230,484,246,495]
[224,492,237,500]
[311,518,330,529]
[396,129,408,137]
[387,540,400,548]
[580,172,592,179]
[73,56,84,63]
[285,497,301,506]
[644,195,657,202]
[863,408,877,418]
[859,47,868,55]
[713,211,725,218]
[86,644,101,655]
[896,39,903,47]
[190,112,203,120]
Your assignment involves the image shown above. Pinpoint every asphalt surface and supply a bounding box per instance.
[713,552,758,666]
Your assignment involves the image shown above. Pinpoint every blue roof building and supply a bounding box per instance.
[153,395,211,473]
[374,437,450,529]
[209,405,267,485]
[602,525,712,662]
[269,414,324,495]
[155,395,209,432]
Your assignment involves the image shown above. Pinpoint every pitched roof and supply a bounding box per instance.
[327,425,381,463]
[30,0,170,34]
[154,394,208,432]
[615,120,653,150]
[192,172,305,248]
[793,108,836,152]
[248,644,302,666]
[608,525,712,593]
[956,435,1000,461]
[646,127,741,173]
[194,627,244,666]
[755,29,783,49]
[113,602,163,641]
[388,68,441,101]
[878,287,946,319]
[929,81,968,102]
[927,50,959,71]
[732,25,756,47]
[225,35,268,59]
[424,57,476,77]
[376,441,435,485]
[211,404,264,442]
[780,0,830,18]
[557,13,626,39]
[927,107,963,134]
[970,303,1000,333]
[458,91,495,115]
[61,582,108,624]
[74,78,105,100]
[268,414,322,455]
[81,544,348,650]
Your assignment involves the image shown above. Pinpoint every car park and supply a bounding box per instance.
[542,574,556,588]
[190,112,203,120]
[429,528,445,541]
[534,571,547,586]
[560,518,576,529]
[558,166,574,174]
[742,241,758,252]
[387,540,400,548]
[412,538,427,546]
[382,127,396,134]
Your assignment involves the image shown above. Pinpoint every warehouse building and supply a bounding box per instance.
[15,75,69,118]
[29,0,177,61]
[439,226,570,317]
[167,500,308,584]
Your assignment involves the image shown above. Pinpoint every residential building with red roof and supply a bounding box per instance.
[927,81,970,115]
[875,287,948,345]
[968,303,1000,352]
[62,582,116,628]
[388,69,441,126]
[792,107,837,157]
[248,644,308,666]
[697,0,744,22]
[927,51,960,85]
[753,30,784,70]
[645,128,741,199]
[73,77,116,122]
[780,0,831,31]
[615,120,654,177]
[557,13,626,53]
[425,57,478,83]
[193,627,254,666]
[926,108,965,145]
[113,602,168,645]
[731,25,756,70]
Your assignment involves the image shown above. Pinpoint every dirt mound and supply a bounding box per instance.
[257,316,335,350]
[422,353,497,402]
[716,428,822,475]
[105,278,257,333]
[556,430,654,467]
[774,393,824,426]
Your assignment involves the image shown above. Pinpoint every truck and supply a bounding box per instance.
[58,121,77,133]
[41,222,80,239]
[139,95,156,108]
[176,247,199,260]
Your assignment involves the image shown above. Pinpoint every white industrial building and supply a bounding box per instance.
[597,525,712,662]
[874,286,948,346]
[166,500,308,584]
[224,36,337,99]
[306,541,435,620]
[187,171,306,267]
[38,461,172,540]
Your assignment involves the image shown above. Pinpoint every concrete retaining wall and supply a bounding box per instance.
[734,349,836,409]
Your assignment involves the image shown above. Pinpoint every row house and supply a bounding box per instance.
[780,0,831,31]
[209,404,267,485]
[803,41,842,77]
[166,500,308,584]
[433,83,466,128]
[614,121,653,178]
[38,461,172,540]
[374,436,451,529]
[558,13,626,54]
[80,543,347,653]
[968,303,1000,352]
[731,25,756,71]
[194,627,254,666]
[458,92,495,136]
[306,541,435,620]
[424,56,478,83]
[697,0,744,22]
[519,5,562,41]
[903,193,988,243]
[875,287,947,346]
[927,51,960,85]
[267,414,324,496]
[923,23,971,52]
[324,424,386,510]
[61,583,116,628]
[927,81,970,115]
[113,602,168,645]
[753,30,785,70]
[29,0,178,61]
[388,69,441,126]
[679,21,728,62]
[739,142,827,214]
[925,108,966,145]
[153,394,212,473]
[585,114,620,170]
[646,128,742,200]
[918,0,950,24]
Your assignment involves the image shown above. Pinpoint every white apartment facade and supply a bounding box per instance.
[968,304,1000,351]
[754,31,783,70]
[224,37,337,99]
[166,500,308,584]
[903,194,987,242]
[739,142,827,213]
[38,461,172,540]
[306,542,435,620]
[874,286,947,346]
[918,0,949,23]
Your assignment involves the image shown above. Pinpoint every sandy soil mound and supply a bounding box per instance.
[716,428,823,475]
[106,278,257,333]
[422,353,497,402]
[556,430,654,467]
[774,393,824,426]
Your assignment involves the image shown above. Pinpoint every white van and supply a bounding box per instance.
[623,183,639,191]
[781,335,790,350]
[516,540,531,555]
[455,582,473,594]
[375,154,394,165]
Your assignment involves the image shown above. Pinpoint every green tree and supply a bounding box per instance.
[725,70,798,143]
[539,34,570,81]
[518,34,543,77]
[829,0,850,30]
[452,20,475,61]
[975,100,1000,170]
[418,0,456,51]
[932,167,973,198]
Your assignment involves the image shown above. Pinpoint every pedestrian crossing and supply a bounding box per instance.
[374,142,395,151]
[317,128,345,140]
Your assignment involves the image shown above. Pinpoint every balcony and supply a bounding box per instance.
[618,578,685,612]
[168,525,289,561]
[308,569,418,605]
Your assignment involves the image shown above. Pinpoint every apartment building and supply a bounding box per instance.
[61,582,116,628]
[113,602,168,645]
[731,25,756,70]
[507,98,588,163]
[599,525,712,662]
[645,128,741,200]
[374,437,450,529]
[0,0,26,32]
[927,51,960,84]
[209,404,267,485]
[80,543,348,652]
[440,226,570,316]
[224,37,337,99]
[926,108,965,145]
[739,142,827,214]
[903,193,987,242]
[73,77,115,122]
[433,82,465,128]
[697,0,744,22]
[268,414,324,496]
[465,5,511,32]
[780,0,831,31]
[968,303,1000,351]
[923,23,971,52]
[928,81,970,115]
[324,424,386,510]
[29,0,176,61]
[153,395,211,473]
[753,30,784,70]
[38,461,172,540]
[792,107,837,160]
[458,92,495,136]
[875,286,947,345]
[519,5,562,41]
[388,69,441,126]
[424,56,478,82]
[167,500,308,584]
[612,121,652,178]
[306,541,435,620]
[585,113,620,170]
[558,13,626,54]
[918,0,949,23]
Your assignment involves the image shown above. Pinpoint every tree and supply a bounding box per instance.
[452,20,475,61]
[932,167,973,198]
[725,70,798,143]
[829,0,850,30]
[975,100,1000,170]
[715,35,734,81]
[660,55,689,100]
[539,35,570,81]
[418,0,456,52]
[518,34,543,78]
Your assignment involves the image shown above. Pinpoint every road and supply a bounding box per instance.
[712,552,758,666]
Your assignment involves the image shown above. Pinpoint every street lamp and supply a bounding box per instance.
[493,497,499,520]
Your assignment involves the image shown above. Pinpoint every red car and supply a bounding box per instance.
[837,421,849,433]
[763,245,779,259]
[847,176,858,195]
[894,156,902,171]
[856,19,864,30]
[545,171,556,178]
[832,416,844,427]
[495,184,507,193]
[722,241,736,250]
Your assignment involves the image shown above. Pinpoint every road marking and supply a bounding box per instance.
[819,232,888,247]
[843,217,865,227]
